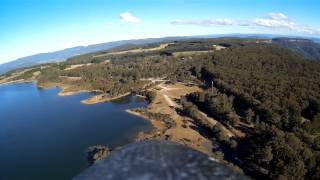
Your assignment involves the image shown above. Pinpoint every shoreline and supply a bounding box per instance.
[125,109,164,131]
[3,79,216,158]
[0,79,35,86]
[125,109,167,142]
[81,92,131,105]
[2,79,238,171]
[135,94,146,98]
[37,82,100,98]
[123,84,244,172]
[2,79,133,105]
[124,83,217,158]
[58,89,92,96]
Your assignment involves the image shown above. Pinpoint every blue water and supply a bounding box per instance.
[0,83,151,180]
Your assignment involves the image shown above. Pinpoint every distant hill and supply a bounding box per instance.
[313,38,320,44]
[272,38,320,61]
[1,34,320,74]
[0,37,186,74]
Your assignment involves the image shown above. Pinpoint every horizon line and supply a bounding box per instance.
[1,33,319,65]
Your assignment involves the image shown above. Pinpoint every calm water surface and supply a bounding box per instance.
[0,83,151,180]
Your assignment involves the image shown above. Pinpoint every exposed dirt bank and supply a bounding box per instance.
[126,82,216,156]
[0,79,34,86]
[81,92,131,105]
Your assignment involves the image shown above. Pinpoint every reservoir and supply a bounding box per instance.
[0,82,151,180]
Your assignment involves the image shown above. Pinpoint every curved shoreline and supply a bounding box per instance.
[2,80,216,158]
[125,109,163,131]
[81,92,131,105]
[1,80,133,105]
[0,79,35,86]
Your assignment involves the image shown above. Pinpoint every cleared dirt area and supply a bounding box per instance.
[173,50,215,57]
[59,76,82,81]
[64,63,93,71]
[129,82,216,156]
[126,80,244,157]
[172,45,225,57]
[93,43,170,58]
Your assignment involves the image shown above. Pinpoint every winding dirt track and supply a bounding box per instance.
[158,83,234,137]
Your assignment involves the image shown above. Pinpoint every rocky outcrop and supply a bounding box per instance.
[87,146,111,166]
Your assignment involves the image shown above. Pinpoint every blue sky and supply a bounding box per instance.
[1,0,320,64]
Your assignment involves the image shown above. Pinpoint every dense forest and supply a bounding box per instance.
[6,39,320,180]
[182,45,320,179]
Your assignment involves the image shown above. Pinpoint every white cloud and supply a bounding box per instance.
[268,13,288,20]
[293,27,320,35]
[171,19,234,26]
[254,12,295,29]
[254,12,320,35]
[171,12,320,36]
[119,12,141,23]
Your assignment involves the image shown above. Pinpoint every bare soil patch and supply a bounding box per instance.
[93,43,170,58]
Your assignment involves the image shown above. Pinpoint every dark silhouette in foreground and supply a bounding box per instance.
[74,140,249,180]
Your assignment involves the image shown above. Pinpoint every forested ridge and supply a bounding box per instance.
[183,45,320,179]
[5,39,320,179]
